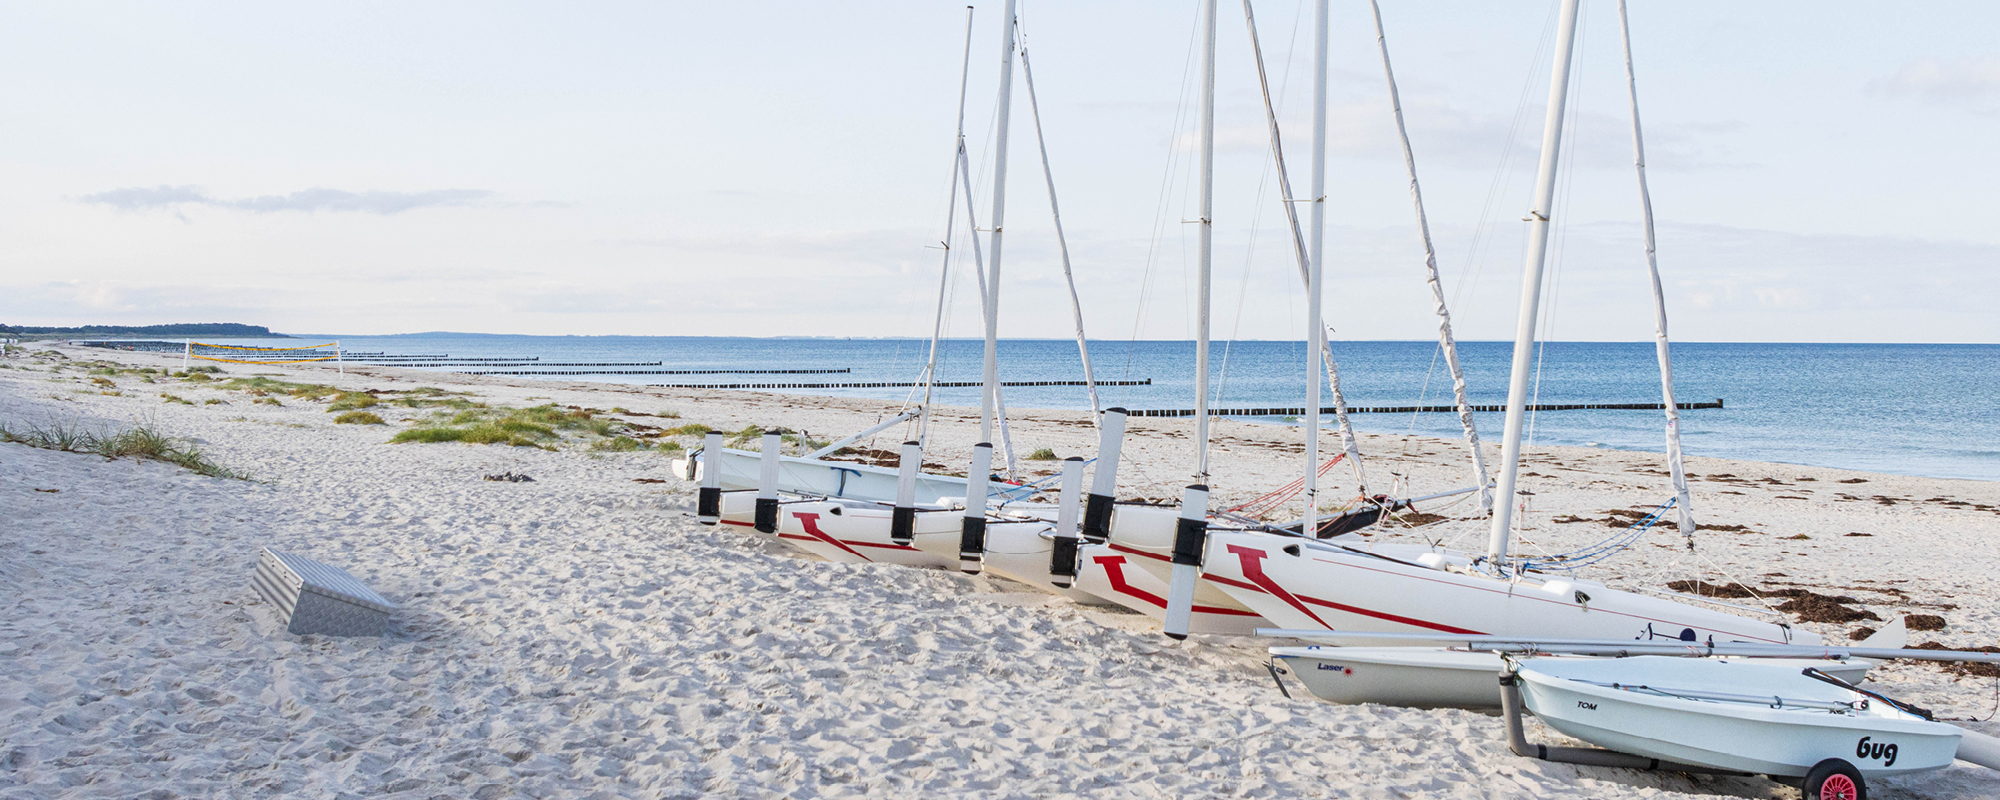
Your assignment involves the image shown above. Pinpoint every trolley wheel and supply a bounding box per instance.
[1803,758,1865,800]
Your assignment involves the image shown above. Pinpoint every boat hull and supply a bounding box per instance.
[1516,657,1960,778]
[718,492,963,568]
[1272,646,1508,709]
[1199,529,1813,647]
[1072,505,1274,635]
[1273,646,1874,710]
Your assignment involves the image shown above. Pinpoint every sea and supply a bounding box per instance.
[212,333,1997,482]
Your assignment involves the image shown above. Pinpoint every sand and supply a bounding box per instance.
[3,342,1997,799]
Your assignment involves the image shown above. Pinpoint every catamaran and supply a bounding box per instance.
[1068,0,1823,670]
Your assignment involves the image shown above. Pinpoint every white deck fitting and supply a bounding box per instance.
[252,548,397,637]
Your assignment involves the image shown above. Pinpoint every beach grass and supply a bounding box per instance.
[389,403,628,450]
[327,392,378,412]
[0,420,247,479]
[1027,447,1058,460]
[334,411,385,425]
[386,387,484,410]
[215,376,342,401]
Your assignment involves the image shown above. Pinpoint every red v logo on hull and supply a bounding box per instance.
[1093,555,1166,608]
[1226,544,1333,629]
[793,512,870,561]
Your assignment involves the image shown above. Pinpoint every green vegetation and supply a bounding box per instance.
[389,403,692,452]
[255,397,283,406]
[334,411,385,425]
[1026,447,1058,461]
[384,387,483,410]
[663,423,713,437]
[590,435,646,452]
[726,424,765,447]
[0,420,247,479]
[327,392,378,412]
[160,393,194,405]
[214,376,340,401]
[203,398,226,406]
[392,404,596,449]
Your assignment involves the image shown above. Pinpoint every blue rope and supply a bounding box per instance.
[1519,498,1675,573]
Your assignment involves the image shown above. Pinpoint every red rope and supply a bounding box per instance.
[1226,454,1346,516]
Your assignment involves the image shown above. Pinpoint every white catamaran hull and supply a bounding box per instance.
[1272,646,1873,710]
[685,447,1038,504]
[1073,505,1274,636]
[1199,529,1813,646]
[716,492,963,569]
[715,493,1118,605]
[1516,656,1960,779]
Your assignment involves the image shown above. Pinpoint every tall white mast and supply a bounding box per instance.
[1193,0,1216,481]
[1485,0,1583,567]
[978,0,1019,446]
[1241,0,1365,502]
[1368,0,1490,512]
[1618,0,1695,538]
[1164,0,1220,642]
[918,6,980,447]
[1304,0,1328,525]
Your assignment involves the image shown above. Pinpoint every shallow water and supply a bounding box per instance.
[161,334,2000,481]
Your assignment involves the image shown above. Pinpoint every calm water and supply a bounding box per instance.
[254,334,1996,481]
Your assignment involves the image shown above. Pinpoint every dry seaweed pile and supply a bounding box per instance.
[1663,580,1882,623]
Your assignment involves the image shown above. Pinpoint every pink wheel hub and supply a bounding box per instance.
[1819,773,1858,800]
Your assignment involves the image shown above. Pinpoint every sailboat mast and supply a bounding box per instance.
[978,0,1019,445]
[1485,0,1583,566]
[1304,0,1328,524]
[1618,0,1695,538]
[1193,0,1216,481]
[918,6,980,448]
[1241,0,1365,500]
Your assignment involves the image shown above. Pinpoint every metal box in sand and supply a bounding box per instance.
[252,548,397,636]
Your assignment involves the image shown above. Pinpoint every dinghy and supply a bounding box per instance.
[1515,656,1962,794]
[1270,645,1873,710]
[1268,618,1902,710]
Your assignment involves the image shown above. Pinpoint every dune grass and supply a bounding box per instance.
[1027,447,1058,461]
[389,403,687,452]
[326,392,378,412]
[334,411,385,425]
[0,420,248,479]
[391,404,600,449]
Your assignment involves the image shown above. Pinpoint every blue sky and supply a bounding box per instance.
[2,1,1996,342]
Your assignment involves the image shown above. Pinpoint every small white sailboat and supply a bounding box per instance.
[1514,656,1962,795]
[1268,629,2000,796]
[1269,645,1876,711]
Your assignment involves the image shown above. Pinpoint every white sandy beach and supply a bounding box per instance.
[4,342,1998,799]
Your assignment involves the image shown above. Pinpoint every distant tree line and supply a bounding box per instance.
[0,323,279,336]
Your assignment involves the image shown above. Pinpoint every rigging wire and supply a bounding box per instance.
[1216,0,1307,410]
[1122,0,1207,401]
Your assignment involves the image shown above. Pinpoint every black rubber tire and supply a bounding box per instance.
[1802,758,1866,800]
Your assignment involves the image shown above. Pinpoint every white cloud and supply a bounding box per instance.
[75,186,497,215]
[1872,56,2000,105]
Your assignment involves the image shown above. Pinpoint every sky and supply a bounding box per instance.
[2,1,1996,343]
